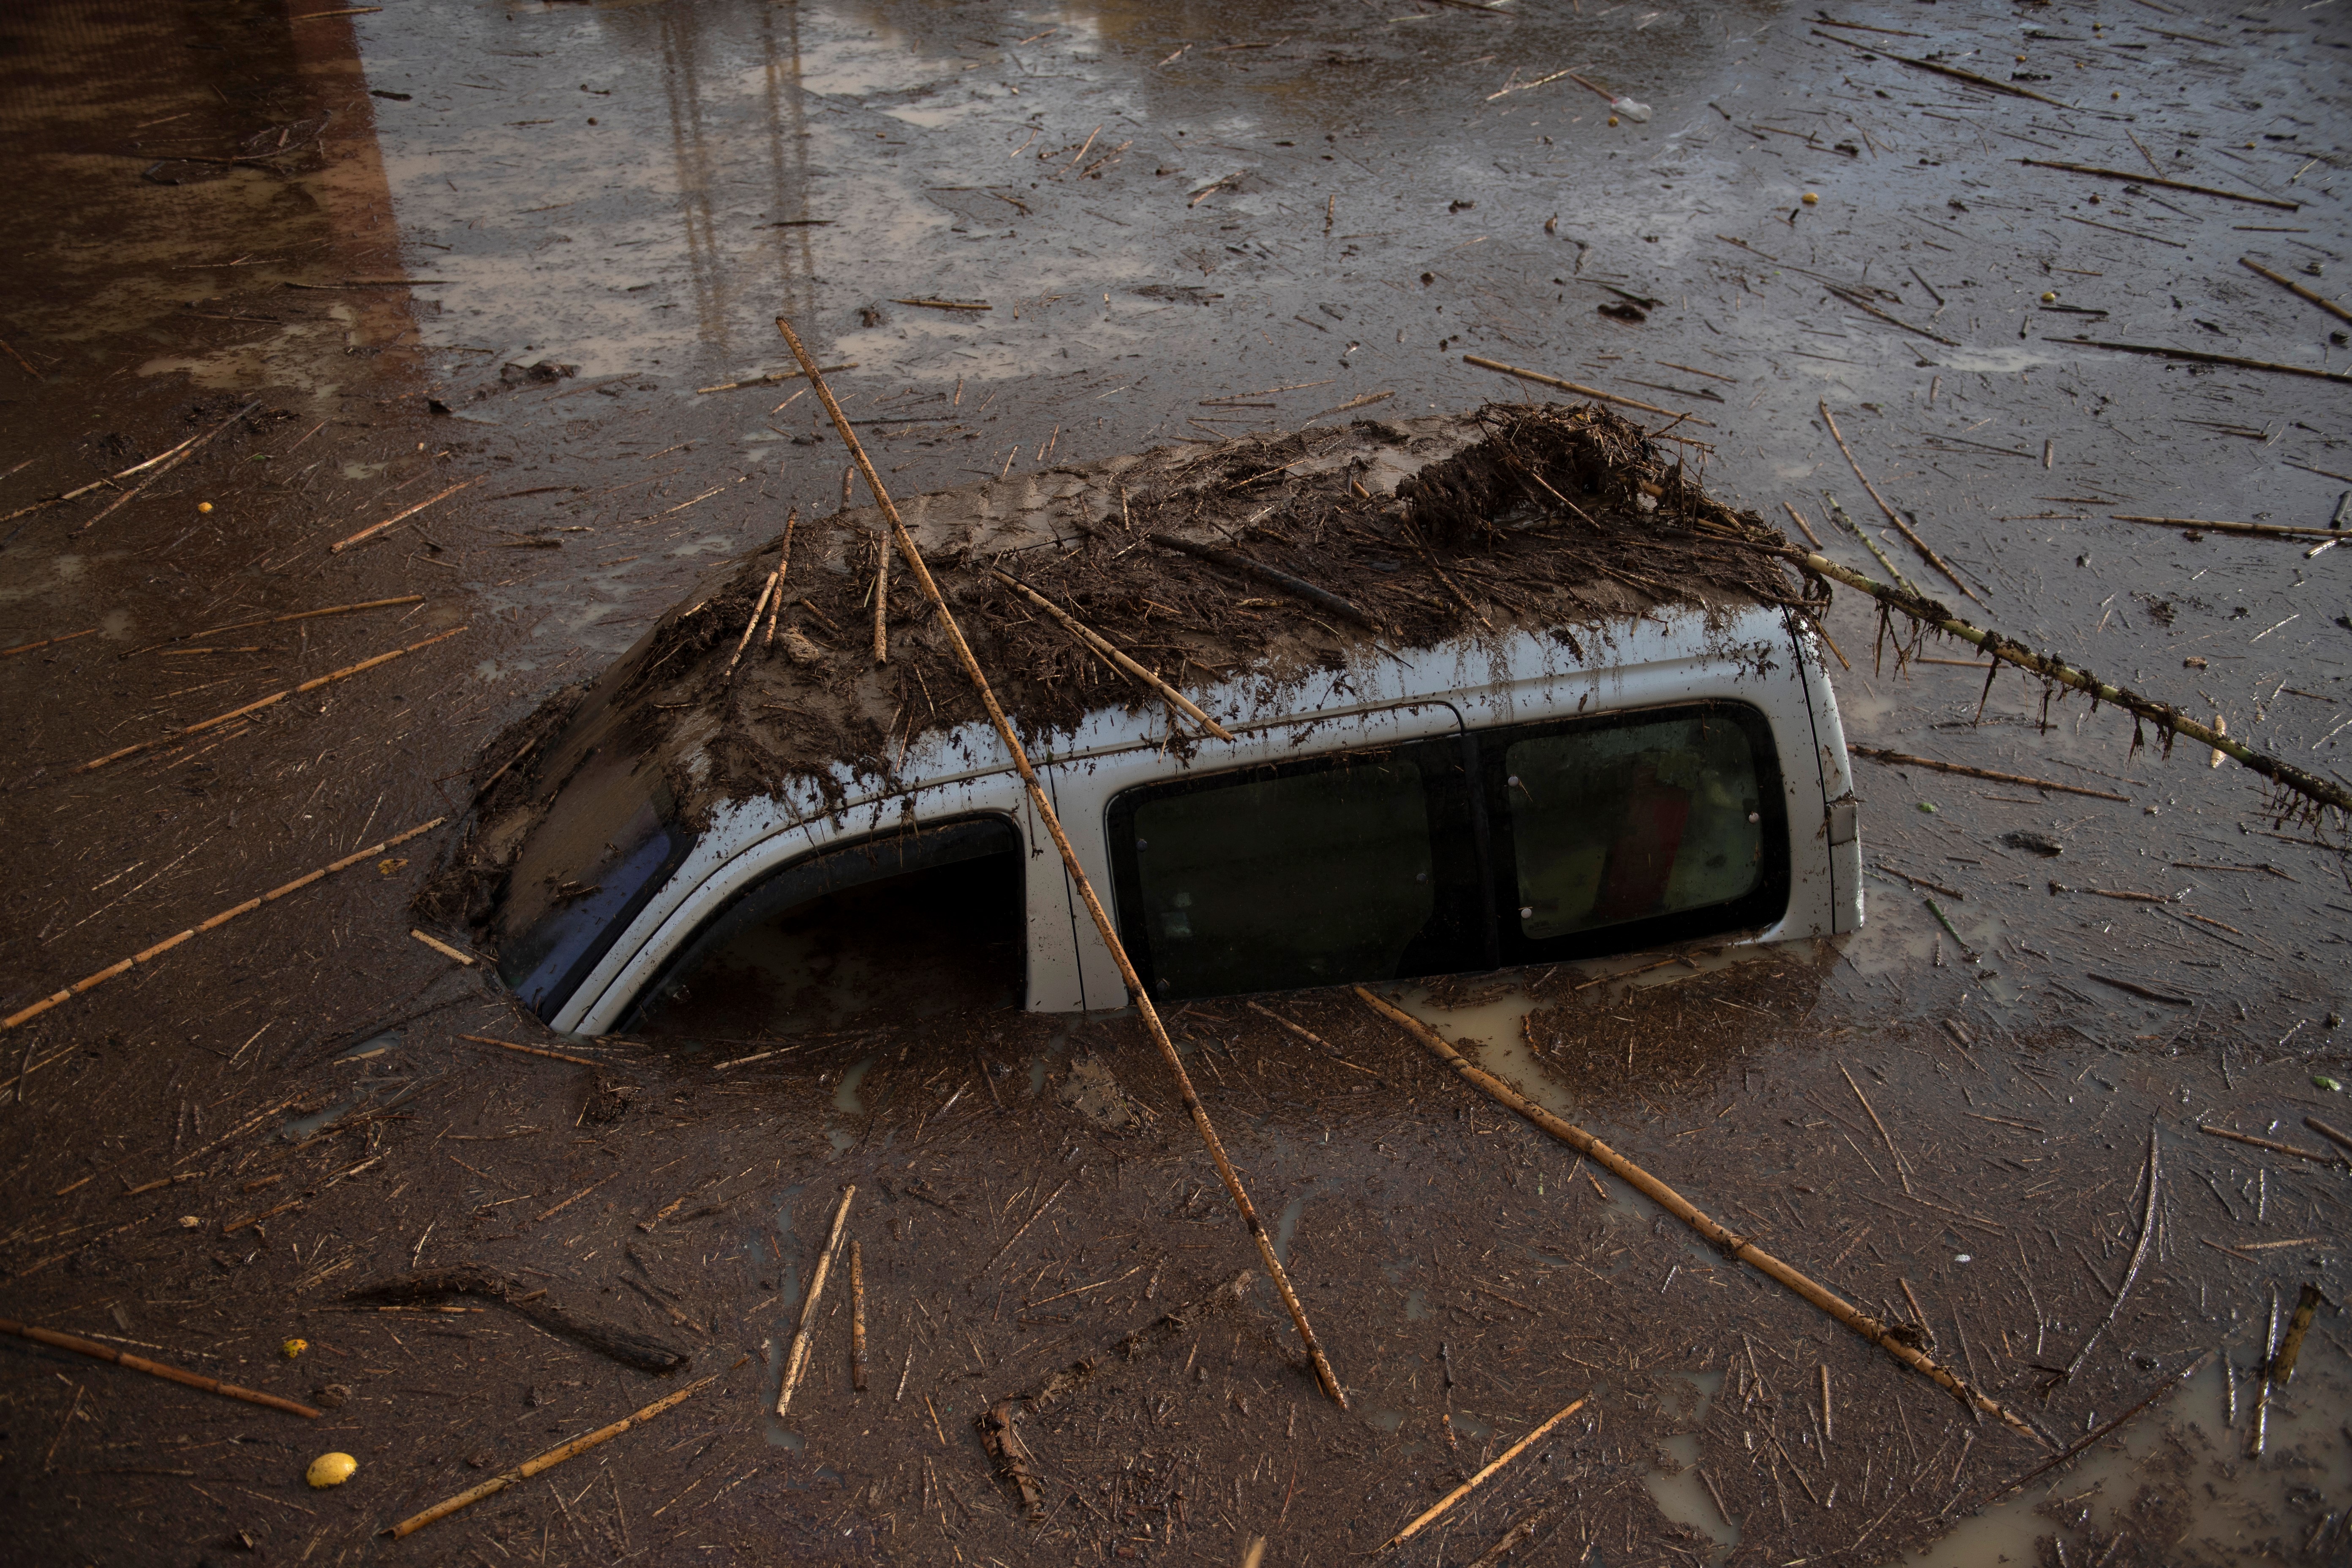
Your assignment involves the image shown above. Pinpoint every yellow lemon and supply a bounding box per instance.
[1607,115,1619,126]
[306,1452,357,1489]
[1801,192,1819,205]
[2041,291,2058,304]
[197,501,213,514]
[282,1337,308,1360]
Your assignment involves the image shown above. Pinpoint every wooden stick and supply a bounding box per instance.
[389,1374,717,1537]
[870,529,889,664]
[1377,1393,1590,1550]
[1982,1351,2213,1504]
[2305,1116,2352,1159]
[1462,354,1715,427]
[2250,1287,2279,1458]
[3,817,446,1030]
[1818,401,1978,602]
[328,479,475,553]
[991,570,1235,741]
[764,509,797,649]
[1839,1062,1913,1195]
[1764,546,2352,816]
[167,595,426,645]
[983,1179,1071,1274]
[2272,1283,2323,1387]
[72,401,264,533]
[724,555,784,681]
[1355,987,2046,1443]
[72,625,466,772]
[1465,1492,1571,1568]
[694,361,855,395]
[0,404,261,525]
[849,1240,868,1393]
[2063,338,2352,385]
[459,1033,601,1068]
[2020,160,2300,211]
[776,313,1349,1409]
[1780,501,1824,549]
[1146,533,1381,631]
[409,928,475,966]
[2052,1122,2158,1389]
[890,297,991,312]
[2238,257,2352,327]
[1848,746,2130,803]
[1,627,98,659]
[777,1186,855,1416]
[0,1316,321,1418]
[2197,1124,2346,1168]
[1825,285,1958,348]
[2105,513,2344,542]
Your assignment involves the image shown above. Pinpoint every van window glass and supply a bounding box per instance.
[1503,711,1766,941]
[1111,738,1484,999]
[623,817,1023,1040]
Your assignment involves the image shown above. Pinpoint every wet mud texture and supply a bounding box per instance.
[4,1,2352,1566]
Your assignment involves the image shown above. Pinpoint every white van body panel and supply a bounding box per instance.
[554,602,1862,1034]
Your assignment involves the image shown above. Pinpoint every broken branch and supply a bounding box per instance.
[991,569,1234,740]
[0,1316,319,1418]
[1849,746,2130,803]
[777,1185,855,1416]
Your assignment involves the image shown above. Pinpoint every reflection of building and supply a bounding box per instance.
[0,3,416,391]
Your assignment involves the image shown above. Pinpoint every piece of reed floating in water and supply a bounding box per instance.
[774,311,1349,1409]
[2,817,446,1030]
[0,1316,320,1418]
[1355,988,2049,1444]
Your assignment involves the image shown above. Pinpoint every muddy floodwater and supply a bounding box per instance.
[2,2,2349,1565]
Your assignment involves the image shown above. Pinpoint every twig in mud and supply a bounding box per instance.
[2250,1287,2280,1458]
[1824,284,1958,347]
[849,1240,868,1394]
[694,362,856,395]
[991,570,1233,740]
[3,818,446,1030]
[2238,257,2352,327]
[1781,501,1824,549]
[980,1179,1070,1276]
[2270,1283,2323,1388]
[869,528,889,664]
[1739,544,2352,817]
[1,627,98,659]
[2105,513,2346,542]
[350,1266,689,1373]
[2305,1117,2352,1160]
[2046,1122,2159,1394]
[328,479,475,553]
[1815,32,2072,105]
[776,313,1348,1408]
[724,550,786,681]
[1145,533,1382,632]
[1464,1488,1572,1568]
[2063,338,2352,386]
[0,1316,319,1418]
[1463,354,1715,427]
[2019,160,2300,211]
[2086,972,2195,1007]
[2197,1123,2346,1168]
[777,1186,855,1416]
[1377,1394,1591,1551]
[1818,402,1978,602]
[1357,987,2047,1444]
[389,1374,717,1537]
[458,1033,600,1068]
[71,625,468,773]
[1849,746,2129,803]
[1841,1063,1912,1194]
[46,401,264,533]
[1983,1351,2211,1506]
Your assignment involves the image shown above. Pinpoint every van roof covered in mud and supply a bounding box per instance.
[426,401,1824,976]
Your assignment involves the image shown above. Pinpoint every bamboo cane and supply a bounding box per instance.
[388,1374,716,1536]
[776,1186,854,1416]
[3,817,446,1030]
[1778,547,2352,816]
[990,569,1235,741]
[775,313,1348,1409]
[1818,401,1978,602]
[0,1317,319,1418]
[1355,987,2047,1444]
[2238,257,2352,327]
[1377,1393,1590,1550]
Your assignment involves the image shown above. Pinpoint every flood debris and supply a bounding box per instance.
[977,1269,1255,1518]
[2042,1123,2159,1395]
[388,1372,719,1538]
[346,1264,691,1375]
[1850,746,2130,803]
[1376,1391,1592,1551]
[0,1315,321,1418]
[1355,987,2048,1442]
[2,817,447,1031]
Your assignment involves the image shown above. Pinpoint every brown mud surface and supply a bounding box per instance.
[3,3,2349,1566]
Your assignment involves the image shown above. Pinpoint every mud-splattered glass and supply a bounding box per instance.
[1503,712,1766,940]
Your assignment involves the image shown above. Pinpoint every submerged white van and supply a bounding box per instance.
[440,405,1863,1040]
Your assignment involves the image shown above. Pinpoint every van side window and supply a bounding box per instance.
[1107,739,1487,1000]
[623,817,1024,1040]
[1503,712,1767,940]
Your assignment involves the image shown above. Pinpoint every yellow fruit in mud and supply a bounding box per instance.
[1801,192,1819,205]
[197,501,213,513]
[282,1337,308,1360]
[1607,115,1619,126]
[2041,291,2058,304]
[306,1452,357,1489]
